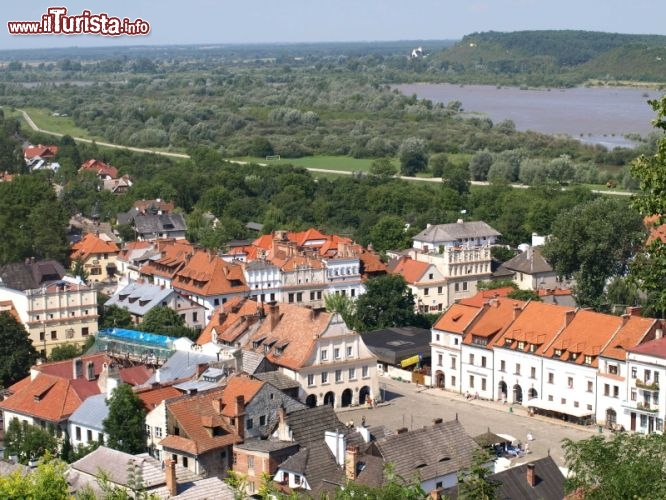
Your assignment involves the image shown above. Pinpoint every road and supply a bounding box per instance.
[17,109,632,196]
[337,376,600,468]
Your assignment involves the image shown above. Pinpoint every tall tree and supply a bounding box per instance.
[0,311,38,387]
[629,95,666,318]
[398,137,429,177]
[103,383,147,454]
[99,305,134,330]
[0,453,70,500]
[140,306,197,340]
[542,197,644,309]
[457,449,501,500]
[3,420,58,464]
[354,274,417,331]
[563,433,666,499]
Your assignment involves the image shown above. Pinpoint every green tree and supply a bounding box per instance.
[324,293,356,329]
[248,136,275,158]
[140,306,197,340]
[542,197,644,309]
[72,257,89,283]
[99,305,134,330]
[48,342,82,362]
[0,311,39,387]
[370,157,398,178]
[103,383,147,454]
[469,151,493,181]
[3,419,59,464]
[368,215,411,253]
[354,275,417,331]
[507,289,541,301]
[563,433,666,499]
[0,453,70,500]
[398,137,429,176]
[457,449,500,500]
[477,279,517,291]
[629,95,666,317]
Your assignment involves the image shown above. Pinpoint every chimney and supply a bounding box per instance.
[656,328,664,340]
[430,489,441,500]
[513,303,522,320]
[564,309,576,327]
[269,304,280,332]
[234,395,245,440]
[73,358,83,379]
[165,459,177,496]
[621,313,630,326]
[345,445,359,481]
[526,462,536,487]
[85,361,95,381]
[626,306,642,316]
[278,406,286,427]
[396,427,408,434]
[432,418,443,426]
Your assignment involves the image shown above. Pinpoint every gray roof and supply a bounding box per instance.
[414,221,501,244]
[105,282,176,317]
[361,327,431,365]
[283,405,364,448]
[279,446,344,490]
[245,222,264,232]
[235,438,300,453]
[0,260,66,291]
[245,260,279,271]
[241,350,268,374]
[371,419,479,482]
[252,371,301,391]
[134,213,187,236]
[68,393,108,431]
[496,247,553,276]
[144,350,220,386]
[167,476,236,500]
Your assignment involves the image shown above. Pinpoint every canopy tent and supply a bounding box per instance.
[527,398,593,418]
[473,429,511,448]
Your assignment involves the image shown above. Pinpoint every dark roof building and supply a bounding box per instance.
[360,326,431,367]
[0,260,66,291]
[134,213,188,241]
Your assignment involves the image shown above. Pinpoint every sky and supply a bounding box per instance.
[2,0,665,50]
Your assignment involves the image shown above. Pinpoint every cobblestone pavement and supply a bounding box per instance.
[336,376,606,468]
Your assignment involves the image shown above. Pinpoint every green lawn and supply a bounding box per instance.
[20,107,106,141]
[236,155,396,172]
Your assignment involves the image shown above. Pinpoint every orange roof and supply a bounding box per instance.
[23,144,58,159]
[388,256,430,284]
[495,301,574,351]
[139,239,196,280]
[247,304,332,370]
[162,386,240,455]
[172,250,248,297]
[464,298,525,344]
[252,234,274,251]
[601,316,658,361]
[281,255,324,271]
[433,303,481,334]
[79,159,118,179]
[0,374,89,423]
[290,228,328,247]
[197,297,268,345]
[459,287,515,307]
[220,374,263,412]
[542,310,624,367]
[136,385,183,411]
[71,233,120,261]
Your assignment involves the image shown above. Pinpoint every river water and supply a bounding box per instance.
[395,83,664,148]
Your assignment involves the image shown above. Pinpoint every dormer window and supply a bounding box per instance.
[529,344,536,353]
[517,341,525,350]
[554,349,562,358]
[504,338,512,346]
[584,355,593,365]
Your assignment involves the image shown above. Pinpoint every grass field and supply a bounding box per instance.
[237,155,390,172]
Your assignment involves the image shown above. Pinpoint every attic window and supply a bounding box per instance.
[504,338,512,346]
[529,344,537,353]
[584,355,593,365]
[554,349,562,358]
[571,353,578,361]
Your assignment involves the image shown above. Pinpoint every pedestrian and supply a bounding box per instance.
[362,415,366,427]
[527,431,534,441]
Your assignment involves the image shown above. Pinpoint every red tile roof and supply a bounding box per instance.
[464,298,525,344]
[247,304,332,370]
[627,333,666,358]
[172,250,248,297]
[23,144,58,159]
[495,301,574,352]
[0,374,84,422]
[136,385,184,411]
[70,233,120,261]
[196,297,268,346]
[79,159,118,179]
[601,316,657,361]
[542,310,624,367]
[432,303,481,334]
[387,256,430,284]
[139,239,196,280]
[459,287,515,307]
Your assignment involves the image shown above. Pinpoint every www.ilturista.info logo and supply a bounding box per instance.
[7,7,150,36]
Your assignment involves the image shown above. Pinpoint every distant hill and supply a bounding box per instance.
[429,30,666,86]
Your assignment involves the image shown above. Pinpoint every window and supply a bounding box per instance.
[632,367,637,378]
[247,418,254,430]
[334,348,340,359]
[51,330,57,340]
[248,456,254,469]
[548,395,554,402]
[655,393,660,405]
[608,364,618,375]
[613,386,619,398]
[321,372,329,384]
[451,358,456,370]
[438,286,443,294]
[435,333,440,342]
[515,363,521,375]
[233,453,237,465]
[481,378,487,391]
[260,415,266,426]
[87,429,92,441]
[362,365,369,378]
[530,367,536,379]
[288,293,294,303]
[584,355,592,365]
[182,457,188,468]
[568,377,574,389]
[631,389,637,401]
[574,401,579,408]
[82,327,89,336]
[307,374,315,387]
[645,369,652,381]
[346,346,353,357]
[438,354,443,366]
[517,341,525,350]
[39,331,45,341]
[296,292,303,302]
[604,384,610,396]
[469,354,475,365]
[75,426,81,441]
[455,283,460,292]
[587,404,593,411]
[481,356,487,368]
[321,350,328,361]
[469,375,475,388]
[428,273,434,280]
[587,381,593,392]
[462,282,468,291]
[335,369,342,383]
[155,427,162,438]
[424,288,429,296]
[548,373,554,384]
[500,360,506,372]
[451,376,456,386]
[348,368,356,380]
[561,398,566,404]
[655,372,660,384]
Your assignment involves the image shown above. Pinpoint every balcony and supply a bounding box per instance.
[636,379,660,391]
[636,402,659,413]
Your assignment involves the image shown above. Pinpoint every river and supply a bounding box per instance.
[395,83,664,149]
